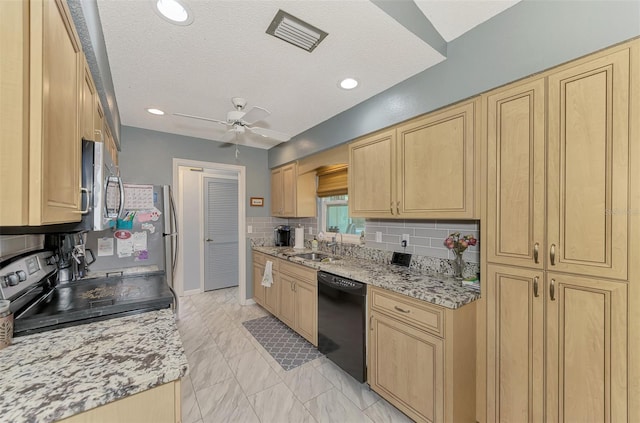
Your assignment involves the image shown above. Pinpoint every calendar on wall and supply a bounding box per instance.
[123,184,155,210]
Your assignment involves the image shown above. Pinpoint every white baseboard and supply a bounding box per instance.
[182,288,202,297]
[242,298,256,306]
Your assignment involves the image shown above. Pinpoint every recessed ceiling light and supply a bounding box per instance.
[339,78,358,90]
[146,108,165,115]
[154,0,194,26]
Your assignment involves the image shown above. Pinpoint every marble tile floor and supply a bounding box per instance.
[177,287,414,423]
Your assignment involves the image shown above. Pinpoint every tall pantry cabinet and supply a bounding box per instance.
[483,39,638,422]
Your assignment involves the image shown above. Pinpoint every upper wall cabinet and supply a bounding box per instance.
[81,55,97,142]
[0,0,84,226]
[270,163,316,218]
[349,98,480,219]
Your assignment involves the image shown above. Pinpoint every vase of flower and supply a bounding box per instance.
[443,232,477,280]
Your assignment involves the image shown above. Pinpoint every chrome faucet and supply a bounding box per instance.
[327,232,343,255]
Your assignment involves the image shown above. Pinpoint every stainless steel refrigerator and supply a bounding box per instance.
[84,185,178,291]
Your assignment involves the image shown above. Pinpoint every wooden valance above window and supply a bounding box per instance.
[316,164,348,197]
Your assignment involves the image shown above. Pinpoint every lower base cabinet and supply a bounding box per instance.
[252,251,318,346]
[59,380,181,423]
[368,286,476,423]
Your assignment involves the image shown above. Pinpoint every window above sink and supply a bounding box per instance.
[318,195,365,244]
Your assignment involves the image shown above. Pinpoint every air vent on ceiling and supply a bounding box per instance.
[266,9,328,53]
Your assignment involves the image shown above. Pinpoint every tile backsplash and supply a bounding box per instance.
[0,235,45,261]
[364,219,480,264]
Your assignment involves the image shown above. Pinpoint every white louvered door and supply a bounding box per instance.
[203,176,239,291]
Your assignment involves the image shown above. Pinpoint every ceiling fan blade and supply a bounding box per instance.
[220,129,236,144]
[247,126,291,142]
[241,106,270,125]
[173,113,228,126]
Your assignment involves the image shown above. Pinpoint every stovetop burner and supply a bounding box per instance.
[2,251,174,337]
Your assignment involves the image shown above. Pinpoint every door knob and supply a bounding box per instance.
[205,238,213,242]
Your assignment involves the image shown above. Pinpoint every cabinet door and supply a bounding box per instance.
[294,280,317,345]
[486,265,544,423]
[81,55,96,141]
[278,273,296,327]
[486,78,545,269]
[281,164,296,217]
[31,0,82,224]
[545,273,627,423]
[547,47,630,280]
[252,263,265,306]
[263,271,279,314]
[94,99,104,143]
[348,130,395,218]
[270,167,283,216]
[396,99,478,218]
[0,0,29,225]
[369,311,444,423]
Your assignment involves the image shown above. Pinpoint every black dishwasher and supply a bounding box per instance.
[317,271,367,383]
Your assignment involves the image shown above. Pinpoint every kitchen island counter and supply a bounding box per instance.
[0,309,187,423]
[253,247,479,309]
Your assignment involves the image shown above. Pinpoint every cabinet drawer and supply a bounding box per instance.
[253,252,279,271]
[280,260,316,284]
[370,286,444,337]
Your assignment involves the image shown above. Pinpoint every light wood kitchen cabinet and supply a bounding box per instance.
[368,286,476,423]
[252,252,279,315]
[547,47,630,281]
[278,272,296,328]
[0,0,83,226]
[270,163,316,217]
[349,98,480,219]
[486,265,544,423]
[279,260,318,345]
[81,55,97,142]
[483,39,638,423]
[252,253,318,346]
[348,129,395,217]
[485,77,546,269]
[59,380,181,423]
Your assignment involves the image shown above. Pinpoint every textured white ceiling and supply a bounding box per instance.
[97,0,518,149]
[414,0,521,42]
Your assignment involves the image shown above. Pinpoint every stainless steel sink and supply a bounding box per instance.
[294,252,339,262]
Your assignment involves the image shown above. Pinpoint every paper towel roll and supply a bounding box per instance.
[294,227,305,249]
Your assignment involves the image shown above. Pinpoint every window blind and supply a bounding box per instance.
[316,164,348,197]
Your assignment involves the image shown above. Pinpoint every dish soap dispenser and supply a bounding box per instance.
[311,237,318,251]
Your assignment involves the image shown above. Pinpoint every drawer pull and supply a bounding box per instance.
[390,201,394,215]
[394,305,410,314]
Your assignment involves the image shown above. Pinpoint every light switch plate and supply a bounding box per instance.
[402,234,410,245]
[247,225,253,233]
[375,231,382,243]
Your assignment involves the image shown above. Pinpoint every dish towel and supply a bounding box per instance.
[261,261,273,287]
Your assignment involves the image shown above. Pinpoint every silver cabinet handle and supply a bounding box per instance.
[79,187,89,214]
[369,315,373,331]
[550,279,556,301]
[550,244,556,265]
[533,276,539,298]
[533,243,539,264]
[293,282,297,293]
[390,201,394,215]
[396,201,400,215]
[394,305,410,313]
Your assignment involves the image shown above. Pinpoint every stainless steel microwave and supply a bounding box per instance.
[0,140,124,234]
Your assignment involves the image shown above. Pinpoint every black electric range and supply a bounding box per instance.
[1,250,175,337]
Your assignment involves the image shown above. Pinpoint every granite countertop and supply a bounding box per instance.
[253,246,480,309]
[0,309,188,423]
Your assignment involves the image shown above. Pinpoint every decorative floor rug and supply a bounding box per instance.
[242,315,323,371]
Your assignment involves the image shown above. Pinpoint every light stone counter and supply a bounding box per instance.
[0,309,188,423]
[254,246,480,309]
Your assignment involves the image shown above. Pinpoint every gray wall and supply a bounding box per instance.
[269,0,640,167]
[119,126,271,218]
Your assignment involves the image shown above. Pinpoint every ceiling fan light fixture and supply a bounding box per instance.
[155,0,194,26]
[266,10,328,52]
[339,78,359,90]
[146,108,165,115]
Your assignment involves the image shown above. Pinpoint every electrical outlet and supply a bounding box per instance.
[309,227,313,235]
[402,234,410,245]
[247,225,253,234]
[375,231,383,243]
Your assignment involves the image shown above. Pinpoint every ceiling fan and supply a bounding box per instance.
[174,97,291,145]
